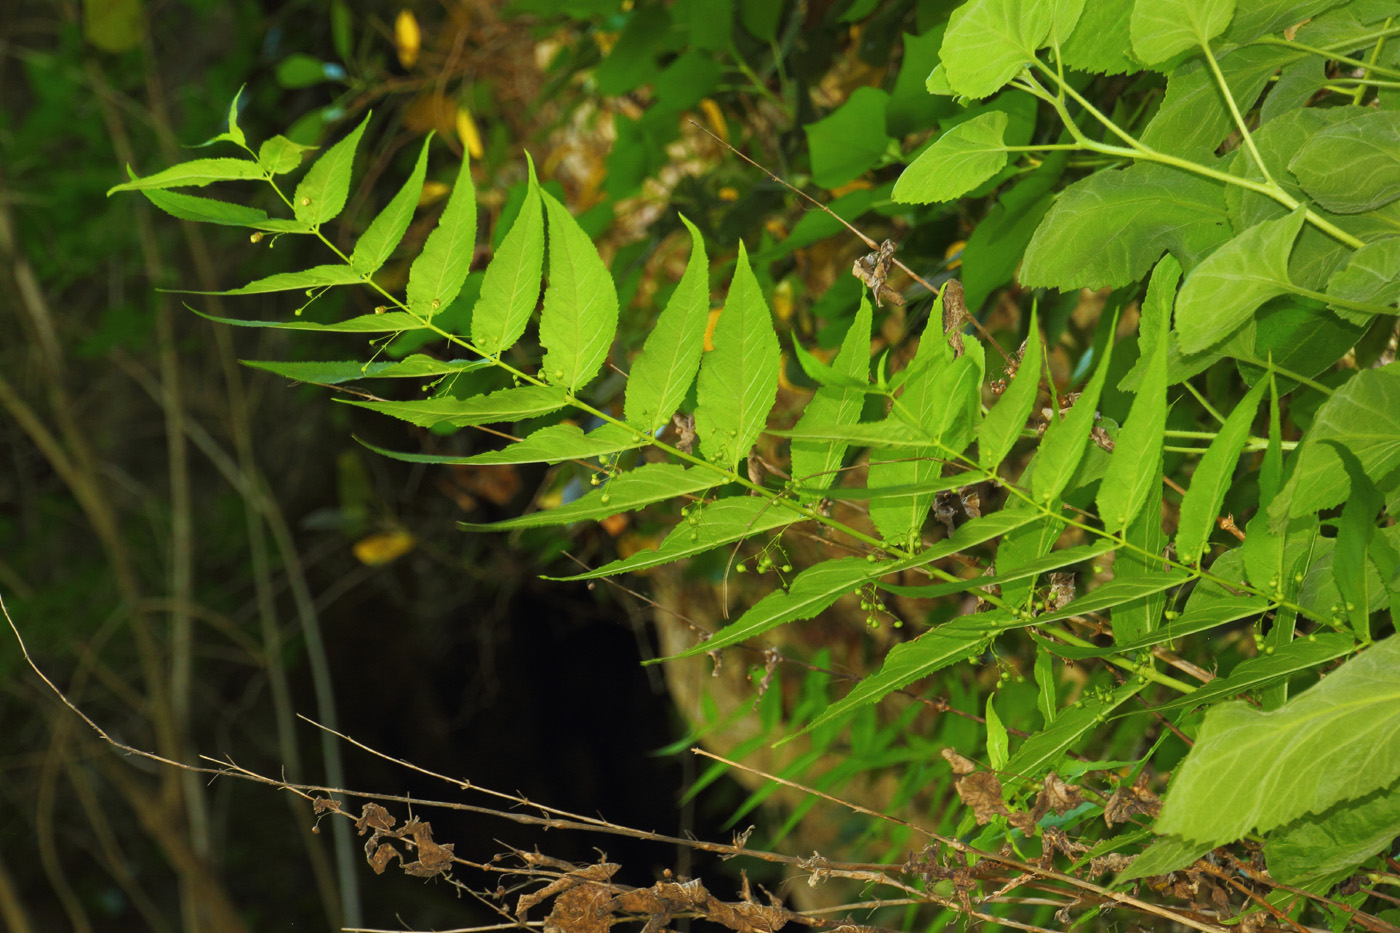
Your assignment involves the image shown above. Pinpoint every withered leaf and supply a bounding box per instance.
[954,771,1009,825]
[941,748,977,775]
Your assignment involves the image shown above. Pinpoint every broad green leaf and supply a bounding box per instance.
[694,241,781,471]
[359,422,642,467]
[1118,836,1213,882]
[941,0,1052,98]
[539,189,620,392]
[1033,569,1189,625]
[1030,336,1114,505]
[805,87,894,189]
[1326,237,1400,316]
[258,135,316,175]
[1061,0,1136,74]
[224,86,247,148]
[878,540,1116,599]
[407,151,478,318]
[1047,0,1088,46]
[909,507,1047,566]
[138,186,271,227]
[346,384,566,428]
[1156,636,1400,844]
[108,157,265,195]
[1145,633,1357,713]
[892,112,1010,205]
[1175,208,1306,354]
[1097,333,1167,532]
[182,263,362,296]
[790,300,872,495]
[549,496,799,580]
[1130,0,1236,64]
[1289,110,1400,214]
[1006,679,1144,778]
[350,135,429,275]
[293,112,371,227]
[1264,781,1400,893]
[961,151,1067,311]
[472,157,544,356]
[888,27,958,136]
[1175,378,1268,563]
[243,355,489,385]
[796,614,1008,737]
[994,512,1060,607]
[980,306,1043,472]
[1021,164,1229,291]
[985,696,1008,770]
[668,558,877,657]
[1273,364,1400,520]
[624,214,709,433]
[196,309,426,333]
[461,463,721,531]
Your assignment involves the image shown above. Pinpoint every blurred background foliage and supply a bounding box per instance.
[0,0,1187,930]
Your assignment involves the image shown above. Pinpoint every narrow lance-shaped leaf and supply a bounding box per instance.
[107,158,266,195]
[694,241,781,471]
[461,463,721,532]
[1030,332,1114,505]
[892,111,1010,205]
[1097,332,1167,532]
[1175,208,1306,355]
[1144,633,1357,714]
[293,112,372,227]
[407,148,478,317]
[1006,679,1145,779]
[1330,442,1382,639]
[346,384,566,428]
[472,155,544,356]
[624,214,710,433]
[789,300,872,494]
[243,355,489,385]
[1033,569,1189,624]
[359,422,641,468]
[258,135,316,175]
[179,263,362,296]
[985,696,1009,770]
[1130,0,1236,65]
[351,135,430,275]
[138,185,271,227]
[198,309,427,333]
[539,188,620,392]
[1176,378,1267,563]
[980,304,1043,472]
[1034,647,1056,726]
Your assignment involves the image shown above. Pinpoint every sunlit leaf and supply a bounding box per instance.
[293,112,371,226]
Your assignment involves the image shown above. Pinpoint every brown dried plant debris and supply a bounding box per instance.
[1103,773,1162,827]
[355,802,457,880]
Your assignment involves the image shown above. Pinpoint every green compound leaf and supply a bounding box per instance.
[107,157,265,195]
[1156,635,1400,845]
[694,241,780,471]
[182,263,363,296]
[137,187,271,227]
[805,87,894,189]
[1021,164,1229,291]
[243,355,489,385]
[257,135,316,175]
[407,150,477,318]
[359,422,642,467]
[980,305,1043,472]
[473,156,544,357]
[1289,110,1400,215]
[1175,378,1267,564]
[1097,331,1167,532]
[539,189,620,392]
[197,309,426,333]
[892,111,1009,205]
[461,463,721,532]
[941,0,1052,99]
[1130,0,1236,65]
[351,135,430,276]
[293,112,371,227]
[790,300,872,495]
[1175,208,1306,354]
[667,557,878,658]
[1145,633,1357,714]
[346,384,567,428]
[1265,780,1400,893]
[624,214,710,434]
[1030,335,1114,505]
[1006,678,1145,778]
[548,497,800,581]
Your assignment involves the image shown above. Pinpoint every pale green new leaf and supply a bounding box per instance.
[139,187,271,227]
[1130,0,1236,64]
[694,241,780,471]
[1030,336,1114,505]
[1146,633,1357,713]
[789,300,872,494]
[1176,378,1268,563]
[1156,635,1400,844]
[624,214,710,433]
[1265,781,1400,893]
[182,264,362,296]
[1175,208,1305,354]
[258,135,316,175]
[243,355,489,385]
[1289,110,1400,214]
[293,112,371,227]
[472,157,544,356]
[107,157,265,195]
[346,384,566,428]
[1097,332,1167,532]
[1006,679,1144,777]
[350,136,430,275]
[550,497,800,581]
[197,309,426,333]
[892,112,1010,205]
[1033,569,1189,625]
[461,463,720,531]
[941,0,1052,98]
[539,189,620,392]
[669,558,876,657]
[407,152,478,318]
[980,305,1043,471]
[359,423,642,467]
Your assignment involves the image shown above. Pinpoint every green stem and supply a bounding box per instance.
[1199,41,1275,188]
[1257,36,1400,80]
